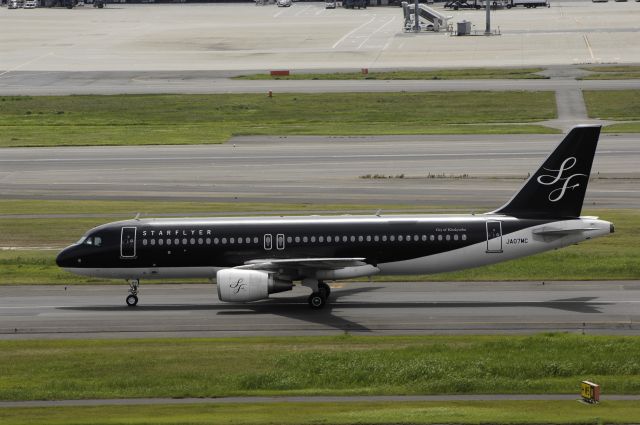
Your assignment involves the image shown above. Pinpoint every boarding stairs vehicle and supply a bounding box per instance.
[402,1,451,32]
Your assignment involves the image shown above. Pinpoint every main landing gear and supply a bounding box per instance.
[126,279,139,307]
[304,279,331,310]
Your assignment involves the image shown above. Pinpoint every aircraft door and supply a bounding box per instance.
[486,220,503,253]
[120,227,137,258]
[264,234,273,251]
[276,234,285,250]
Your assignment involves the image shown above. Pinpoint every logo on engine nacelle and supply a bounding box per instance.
[229,278,246,294]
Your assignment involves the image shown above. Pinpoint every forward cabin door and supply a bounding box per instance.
[120,227,137,258]
[485,220,503,253]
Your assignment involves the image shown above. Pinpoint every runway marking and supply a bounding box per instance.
[3,151,637,163]
[332,16,377,49]
[294,5,312,17]
[0,52,53,79]
[357,16,397,49]
[583,34,595,61]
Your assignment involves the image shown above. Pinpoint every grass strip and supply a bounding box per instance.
[0,92,557,147]
[583,90,640,121]
[580,65,640,80]
[1,401,639,425]
[233,68,548,80]
[1,206,636,284]
[1,334,640,401]
[583,90,640,133]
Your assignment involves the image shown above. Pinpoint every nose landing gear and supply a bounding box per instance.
[126,279,139,306]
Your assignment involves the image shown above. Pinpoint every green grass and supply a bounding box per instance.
[1,203,636,284]
[1,401,639,425]
[583,90,640,121]
[1,334,640,401]
[0,93,557,147]
[583,90,640,133]
[580,65,640,80]
[233,68,548,80]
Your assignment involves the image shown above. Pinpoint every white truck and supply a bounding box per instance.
[24,0,37,8]
[506,0,550,8]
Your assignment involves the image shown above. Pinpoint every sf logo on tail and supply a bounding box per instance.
[537,157,587,202]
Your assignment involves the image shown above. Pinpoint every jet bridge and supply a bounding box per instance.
[402,1,451,32]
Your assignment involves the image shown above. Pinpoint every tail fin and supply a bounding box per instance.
[492,125,601,218]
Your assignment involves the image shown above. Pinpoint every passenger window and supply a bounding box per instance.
[94,236,102,246]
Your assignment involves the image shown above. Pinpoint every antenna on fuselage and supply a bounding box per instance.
[375,209,382,217]
[134,212,141,221]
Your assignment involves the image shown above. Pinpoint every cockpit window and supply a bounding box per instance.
[83,236,102,247]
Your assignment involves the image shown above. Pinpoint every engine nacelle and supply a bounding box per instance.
[216,269,293,302]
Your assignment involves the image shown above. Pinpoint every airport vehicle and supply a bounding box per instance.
[7,0,23,8]
[444,0,481,9]
[325,0,337,8]
[343,0,367,9]
[57,126,613,309]
[277,0,291,6]
[24,0,36,7]
[505,0,550,7]
[592,0,608,3]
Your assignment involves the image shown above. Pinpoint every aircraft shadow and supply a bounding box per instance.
[58,289,609,333]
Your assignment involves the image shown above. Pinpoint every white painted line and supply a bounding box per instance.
[0,53,53,79]
[273,9,285,18]
[332,15,377,49]
[583,34,595,61]
[294,5,311,17]
[358,16,396,49]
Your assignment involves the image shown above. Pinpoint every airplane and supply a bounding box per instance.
[56,125,614,309]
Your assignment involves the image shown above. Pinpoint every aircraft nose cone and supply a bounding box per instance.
[56,247,74,268]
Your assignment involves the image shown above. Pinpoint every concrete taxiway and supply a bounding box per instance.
[1,71,640,96]
[1,281,639,339]
[1,2,639,72]
[2,134,638,209]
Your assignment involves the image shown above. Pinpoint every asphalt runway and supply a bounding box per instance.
[1,280,639,340]
[1,72,640,95]
[2,134,638,209]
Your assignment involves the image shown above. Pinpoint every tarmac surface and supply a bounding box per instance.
[1,2,639,71]
[1,394,639,408]
[1,280,639,339]
[2,134,638,209]
[1,71,640,96]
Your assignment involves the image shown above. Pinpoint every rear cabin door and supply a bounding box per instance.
[120,227,137,258]
[485,220,503,253]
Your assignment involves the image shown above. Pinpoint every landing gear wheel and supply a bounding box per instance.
[126,294,138,307]
[318,282,331,298]
[126,279,139,307]
[308,292,326,310]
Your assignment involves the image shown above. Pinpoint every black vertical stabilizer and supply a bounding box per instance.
[491,125,601,218]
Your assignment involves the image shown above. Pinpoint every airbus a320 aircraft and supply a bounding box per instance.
[57,125,613,309]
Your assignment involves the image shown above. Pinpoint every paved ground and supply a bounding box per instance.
[1,280,639,339]
[1,393,639,408]
[1,2,639,71]
[1,71,639,95]
[1,134,638,209]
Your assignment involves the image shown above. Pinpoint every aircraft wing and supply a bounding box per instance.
[238,258,368,271]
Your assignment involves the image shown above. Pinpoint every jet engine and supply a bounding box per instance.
[216,269,293,302]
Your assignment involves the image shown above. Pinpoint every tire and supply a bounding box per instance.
[126,294,138,307]
[318,282,331,298]
[308,292,326,309]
